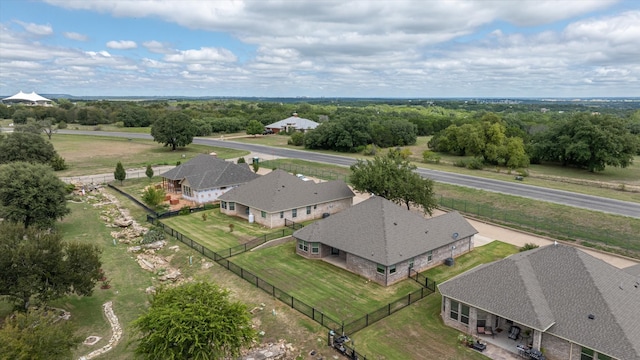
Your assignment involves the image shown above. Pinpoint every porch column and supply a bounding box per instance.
[532,330,542,350]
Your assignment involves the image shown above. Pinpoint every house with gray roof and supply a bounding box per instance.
[218,169,354,228]
[438,244,640,360]
[265,113,319,134]
[292,196,478,286]
[160,154,259,204]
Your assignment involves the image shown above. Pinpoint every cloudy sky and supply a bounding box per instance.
[1,0,639,98]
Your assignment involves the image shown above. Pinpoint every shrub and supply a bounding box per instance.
[142,226,166,244]
[288,131,305,146]
[516,168,530,177]
[114,121,124,128]
[453,159,467,167]
[57,121,67,129]
[422,150,441,164]
[519,243,540,252]
[179,206,191,215]
[142,186,165,208]
[363,144,378,156]
[237,157,246,164]
[466,157,484,170]
[50,154,68,171]
[203,203,218,210]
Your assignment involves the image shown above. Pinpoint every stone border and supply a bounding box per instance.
[78,301,122,360]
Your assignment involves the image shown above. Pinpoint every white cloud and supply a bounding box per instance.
[142,40,173,54]
[64,32,88,41]
[106,40,137,49]
[15,21,53,36]
[164,47,237,63]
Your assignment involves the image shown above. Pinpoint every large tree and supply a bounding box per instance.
[150,111,197,150]
[529,113,638,172]
[114,161,126,184]
[246,119,264,136]
[350,150,436,214]
[0,222,102,309]
[0,132,57,165]
[0,308,82,360]
[0,162,70,228]
[132,282,255,360]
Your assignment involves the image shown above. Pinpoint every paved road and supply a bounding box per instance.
[58,130,640,219]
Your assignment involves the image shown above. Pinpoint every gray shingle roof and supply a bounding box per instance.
[265,116,319,130]
[293,196,478,266]
[438,244,640,360]
[217,169,354,211]
[160,154,259,191]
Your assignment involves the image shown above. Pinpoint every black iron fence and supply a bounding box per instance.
[146,215,436,360]
[108,184,156,214]
[284,218,304,230]
[409,268,437,290]
[437,195,640,251]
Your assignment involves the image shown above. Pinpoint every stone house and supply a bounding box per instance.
[160,154,259,204]
[438,244,640,360]
[218,169,354,228]
[292,196,478,286]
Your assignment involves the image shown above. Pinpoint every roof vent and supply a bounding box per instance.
[588,314,595,320]
[452,232,459,240]
[393,222,397,225]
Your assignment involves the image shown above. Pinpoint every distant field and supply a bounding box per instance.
[50,134,249,176]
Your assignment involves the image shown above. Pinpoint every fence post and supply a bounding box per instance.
[388,303,391,315]
[291,297,294,308]
[366,313,369,327]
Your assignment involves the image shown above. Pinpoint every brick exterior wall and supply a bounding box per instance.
[220,197,352,228]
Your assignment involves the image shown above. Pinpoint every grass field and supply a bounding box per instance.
[50,134,249,176]
[232,242,423,322]
[161,209,287,251]
[352,242,518,360]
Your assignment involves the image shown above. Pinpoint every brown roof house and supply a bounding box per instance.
[160,154,259,204]
[438,244,640,360]
[218,169,354,228]
[265,113,319,134]
[292,196,478,286]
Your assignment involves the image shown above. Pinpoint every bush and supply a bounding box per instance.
[142,186,165,208]
[453,159,467,167]
[422,150,441,164]
[520,243,540,252]
[204,203,219,210]
[179,206,191,215]
[142,226,166,244]
[51,154,68,171]
[114,121,124,128]
[57,121,67,129]
[516,168,530,177]
[465,157,484,170]
[287,131,305,146]
[363,144,378,156]
[237,157,246,164]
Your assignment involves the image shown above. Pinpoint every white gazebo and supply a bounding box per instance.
[2,91,53,106]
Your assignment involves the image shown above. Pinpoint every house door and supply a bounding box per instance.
[331,247,339,255]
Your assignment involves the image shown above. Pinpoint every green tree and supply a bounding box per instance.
[132,282,255,360]
[252,160,260,173]
[145,164,154,179]
[0,132,57,165]
[150,111,197,150]
[237,157,246,164]
[350,150,437,214]
[142,186,165,208]
[0,162,70,228]
[39,118,57,140]
[0,222,102,309]
[246,119,264,136]
[0,308,82,360]
[114,161,126,184]
[288,131,305,146]
[529,113,638,172]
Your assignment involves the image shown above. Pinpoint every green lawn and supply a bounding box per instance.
[160,210,287,251]
[51,134,249,176]
[352,242,518,360]
[232,242,423,322]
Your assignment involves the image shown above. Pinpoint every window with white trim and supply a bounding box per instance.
[221,201,227,209]
[298,240,308,252]
[376,264,385,274]
[306,206,311,215]
[450,300,459,320]
[229,202,235,211]
[292,209,297,218]
[311,243,319,254]
[389,265,396,274]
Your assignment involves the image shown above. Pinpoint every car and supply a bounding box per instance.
[262,129,274,135]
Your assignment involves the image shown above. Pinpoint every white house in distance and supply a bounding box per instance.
[1,91,53,106]
[265,113,319,134]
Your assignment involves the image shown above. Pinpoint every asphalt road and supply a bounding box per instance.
[58,130,640,219]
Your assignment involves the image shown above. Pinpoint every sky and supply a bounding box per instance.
[1,0,639,98]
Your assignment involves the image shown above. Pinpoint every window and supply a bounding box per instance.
[280,211,284,219]
[389,265,396,274]
[298,240,308,252]
[229,202,235,211]
[461,304,470,325]
[450,300,459,320]
[183,186,192,197]
[427,250,433,262]
[292,209,297,218]
[597,354,611,360]
[221,201,227,209]
[306,206,311,215]
[581,347,594,360]
[311,243,319,254]
[245,208,250,215]
[376,264,385,274]
[261,211,266,218]
[314,205,317,209]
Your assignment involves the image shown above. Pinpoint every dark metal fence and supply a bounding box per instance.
[107,184,156,214]
[409,268,437,290]
[284,218,304,230]
[438,195,640,251]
